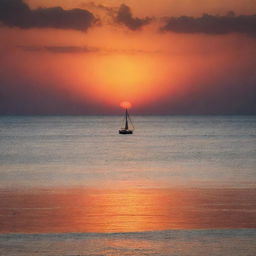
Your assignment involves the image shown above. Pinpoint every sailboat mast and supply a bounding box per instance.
[125,108,128,130]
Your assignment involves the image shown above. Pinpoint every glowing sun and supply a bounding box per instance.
[120,101,132,109]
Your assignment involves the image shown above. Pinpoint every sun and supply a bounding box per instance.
[120,101,132,109]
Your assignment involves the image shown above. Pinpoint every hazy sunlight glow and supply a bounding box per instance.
[120,101,132,109]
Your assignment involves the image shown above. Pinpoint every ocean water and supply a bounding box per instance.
[0,116,256,255]
[0,116,255,188]
[1,229,256,256]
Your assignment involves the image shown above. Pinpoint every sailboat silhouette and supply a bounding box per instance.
[119,108,134,134]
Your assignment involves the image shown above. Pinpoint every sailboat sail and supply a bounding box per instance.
[119,108,134,134]
[125,109,128,130]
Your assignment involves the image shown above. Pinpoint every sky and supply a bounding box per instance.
[0,0,256,114]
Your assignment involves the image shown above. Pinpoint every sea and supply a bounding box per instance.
[0,116,255,256]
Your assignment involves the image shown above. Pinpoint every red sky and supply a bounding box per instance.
[0,0,256,114]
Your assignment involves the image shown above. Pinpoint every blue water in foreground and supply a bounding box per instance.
[0,116,255,188]
[1,229,256,256]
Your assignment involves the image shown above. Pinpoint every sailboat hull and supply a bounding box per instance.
[119,129,133,134]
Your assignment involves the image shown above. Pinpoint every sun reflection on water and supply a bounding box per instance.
[0,188,255,233]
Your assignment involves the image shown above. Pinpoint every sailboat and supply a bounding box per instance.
[119,108,134,134]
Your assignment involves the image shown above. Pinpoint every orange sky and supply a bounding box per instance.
[0,0,255,114]
[26,0,256,16]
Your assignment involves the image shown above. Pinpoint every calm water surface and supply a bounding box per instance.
[0,116,255,188]
[0,116,255,255]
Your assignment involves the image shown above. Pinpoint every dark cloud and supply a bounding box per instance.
[116,4,151,30]
[19,45,160,55]
[19,45,99,54]
[44,46,98,53]
[0,0,96,31]
[161,12,256,36]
